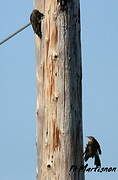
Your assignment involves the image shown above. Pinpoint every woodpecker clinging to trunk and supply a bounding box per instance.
[83,136,102,167]
[30,9,44,38]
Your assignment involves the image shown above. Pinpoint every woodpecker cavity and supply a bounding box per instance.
[57,0,68,11]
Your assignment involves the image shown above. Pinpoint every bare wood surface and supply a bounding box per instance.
[35,0,84,179]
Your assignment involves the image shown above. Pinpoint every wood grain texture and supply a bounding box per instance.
[35,0,84,179]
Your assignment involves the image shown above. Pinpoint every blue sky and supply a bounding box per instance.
[81,0,118,180]
[0,1,35,180]
[0,0,118,180]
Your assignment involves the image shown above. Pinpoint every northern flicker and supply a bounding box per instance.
[83,136,101,167]
[30,9,44,38]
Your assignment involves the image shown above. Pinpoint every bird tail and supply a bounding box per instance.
[94,152,101,167]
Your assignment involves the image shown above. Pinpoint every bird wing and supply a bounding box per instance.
[94,152,101,167]
[97,145,101,154]
[94,139,102,154]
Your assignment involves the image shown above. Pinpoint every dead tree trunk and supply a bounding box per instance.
[35,0,84,179]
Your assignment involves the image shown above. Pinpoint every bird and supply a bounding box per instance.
[30,9,44,38]
[83,136,101,167]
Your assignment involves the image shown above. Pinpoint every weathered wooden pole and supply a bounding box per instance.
[35,0,84,179]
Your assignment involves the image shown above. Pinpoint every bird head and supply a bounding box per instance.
[32,9,44,18]
[87,136,95,142]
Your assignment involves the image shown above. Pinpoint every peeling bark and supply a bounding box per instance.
[35,0,84,179]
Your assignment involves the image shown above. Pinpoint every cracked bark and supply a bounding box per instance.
[35,0,84,179]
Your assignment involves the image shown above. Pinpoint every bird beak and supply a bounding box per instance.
[86,136,90,139]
